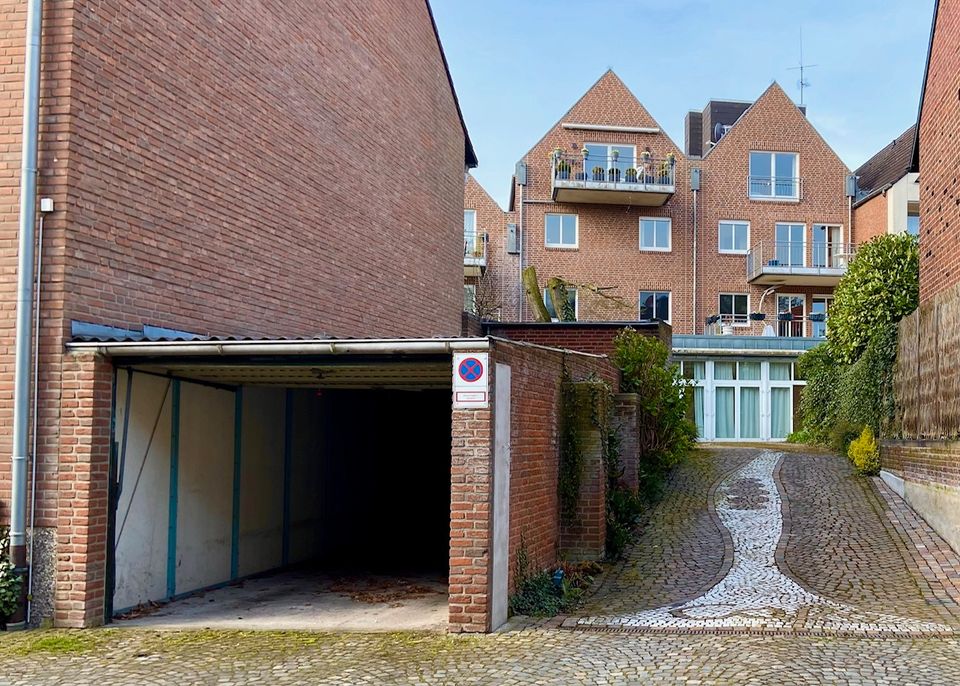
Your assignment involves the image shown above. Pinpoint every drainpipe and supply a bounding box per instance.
[692,185,698,334]
[8,0,44,631]
[517,181,524,321]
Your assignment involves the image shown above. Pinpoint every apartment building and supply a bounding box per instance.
[467,72,857,441]
[852,125,920,242]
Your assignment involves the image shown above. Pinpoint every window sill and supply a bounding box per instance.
[748,196,800,204]
[639,247,672,253]
[545,244,579,250]
[719,250,749,255]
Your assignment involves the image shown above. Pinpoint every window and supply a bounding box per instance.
[718,221,749,253]
[545,213,578,248]
[719,293,748,326]
[584,143,635,182]
[749,151,799,199]
[639,217,671,251]
[543,288,578,321]
[812,224,843,267]
[775,223,805,266]
[464,209,482,258]
[777,294,805,337]
[463,284,476,314]
[639,291,670,322]
[811,296,831,338]
[907,203,920,236]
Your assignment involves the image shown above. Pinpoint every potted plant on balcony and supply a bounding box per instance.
[608,167,621,183]
[625,167,638,183]
[610,149,620,163]
[777,312,794,321]
[749,312,766,321]
[640,151,653,182]
[592,166,606,182]
[666,151,676,165]
[808,312,826,322]
[555,157,571,180]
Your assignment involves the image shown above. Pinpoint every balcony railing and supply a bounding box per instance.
[748,176,802,200]
[746,241,856,285]
[550,152,676,206]
[464,229,487,272]
[705,313,828,339]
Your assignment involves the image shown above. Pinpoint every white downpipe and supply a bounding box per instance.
[9,0,43,631]
[26,211,46,624]
[692,187,698,334]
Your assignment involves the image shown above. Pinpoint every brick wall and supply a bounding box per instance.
[490,340,616,591]
[852,193,889,244]
[882,440,960,489]
[449,403,493,633]
[918,0,960,303]
[486,321,669,358]
[464,174,515,320]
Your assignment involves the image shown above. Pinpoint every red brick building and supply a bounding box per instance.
[467,72,859,441]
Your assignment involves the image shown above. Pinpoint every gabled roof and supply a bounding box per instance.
[518,69,681,162]
[701,82,848,172]
[854,124,917,199]
[425,0,477,168]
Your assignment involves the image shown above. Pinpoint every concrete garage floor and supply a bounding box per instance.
[114,567,449,632]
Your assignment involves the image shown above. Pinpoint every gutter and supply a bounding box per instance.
[65,337,492,358]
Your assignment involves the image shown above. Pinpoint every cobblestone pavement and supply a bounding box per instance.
[576,448,960,635]
[5,446,960,684]
[4,628,960,685]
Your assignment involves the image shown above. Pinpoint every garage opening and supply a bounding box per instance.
[108,355,454,631]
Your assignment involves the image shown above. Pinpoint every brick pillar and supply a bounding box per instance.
[54,352,113,628]
[559,382,607,561]
[449,405,493,632]
[614,393,639,493]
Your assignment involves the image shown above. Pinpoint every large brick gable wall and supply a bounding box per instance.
[918,0,960,303]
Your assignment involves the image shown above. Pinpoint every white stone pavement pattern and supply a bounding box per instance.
[578,451,953,635]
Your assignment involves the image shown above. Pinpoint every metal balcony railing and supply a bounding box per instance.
[464,229,487,267]
[748,176,802,200]
[705,313,828,339]
[746,241,856,281]
[552,152,676,187]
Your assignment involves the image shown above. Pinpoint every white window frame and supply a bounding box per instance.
[584,142,637,168]
[776,293,807,337]
[718,220,750,255]
[542,287,578,322]
[639,216,672,252]
[718,292,750,327]
[811,295,833,339]
[545,212,578,249]
[774,222,807,267]
[638,290,671,323]
[749,150,800,200]
[463,283,477,314]
[464,209,476,232]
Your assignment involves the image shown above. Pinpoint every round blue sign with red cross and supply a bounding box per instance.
[458,357,484,383]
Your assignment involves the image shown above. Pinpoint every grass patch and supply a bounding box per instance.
[0,629,117,656]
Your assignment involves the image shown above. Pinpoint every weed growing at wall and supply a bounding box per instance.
[508,537,598,617]
[604,428,643,559]
[0,527,23,627]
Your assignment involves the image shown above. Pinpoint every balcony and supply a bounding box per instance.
[464,229,487,276]
[551,152,676,206]
[748,176,803,201]
[704,313,829,340]
[746,241,856,286]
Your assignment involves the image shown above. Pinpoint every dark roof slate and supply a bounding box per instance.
[855,124,917,196]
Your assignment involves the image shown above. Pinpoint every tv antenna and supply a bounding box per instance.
[788,28,817,105]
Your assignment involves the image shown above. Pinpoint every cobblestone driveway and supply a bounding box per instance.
[4,446,960,684]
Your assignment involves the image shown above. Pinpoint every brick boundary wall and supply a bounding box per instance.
[485,321,670,358]
[614,393,640,492]
[881,440,960,489]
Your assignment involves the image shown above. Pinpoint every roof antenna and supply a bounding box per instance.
[787,27,817,105]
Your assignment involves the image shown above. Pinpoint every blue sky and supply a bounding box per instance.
[432,0,934,208]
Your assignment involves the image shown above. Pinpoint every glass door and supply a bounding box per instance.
[777,295,805,337]
[775,223,805,267]
[812,224,842,267]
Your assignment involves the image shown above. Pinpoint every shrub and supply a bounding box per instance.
[848,426,881,475]
[786,428,813,444]
[829,420,862,456]
[612,329,697,475]
[829,233,919,364]
[797,342,842,443]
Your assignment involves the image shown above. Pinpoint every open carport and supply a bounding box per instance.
[97,338,485,632]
